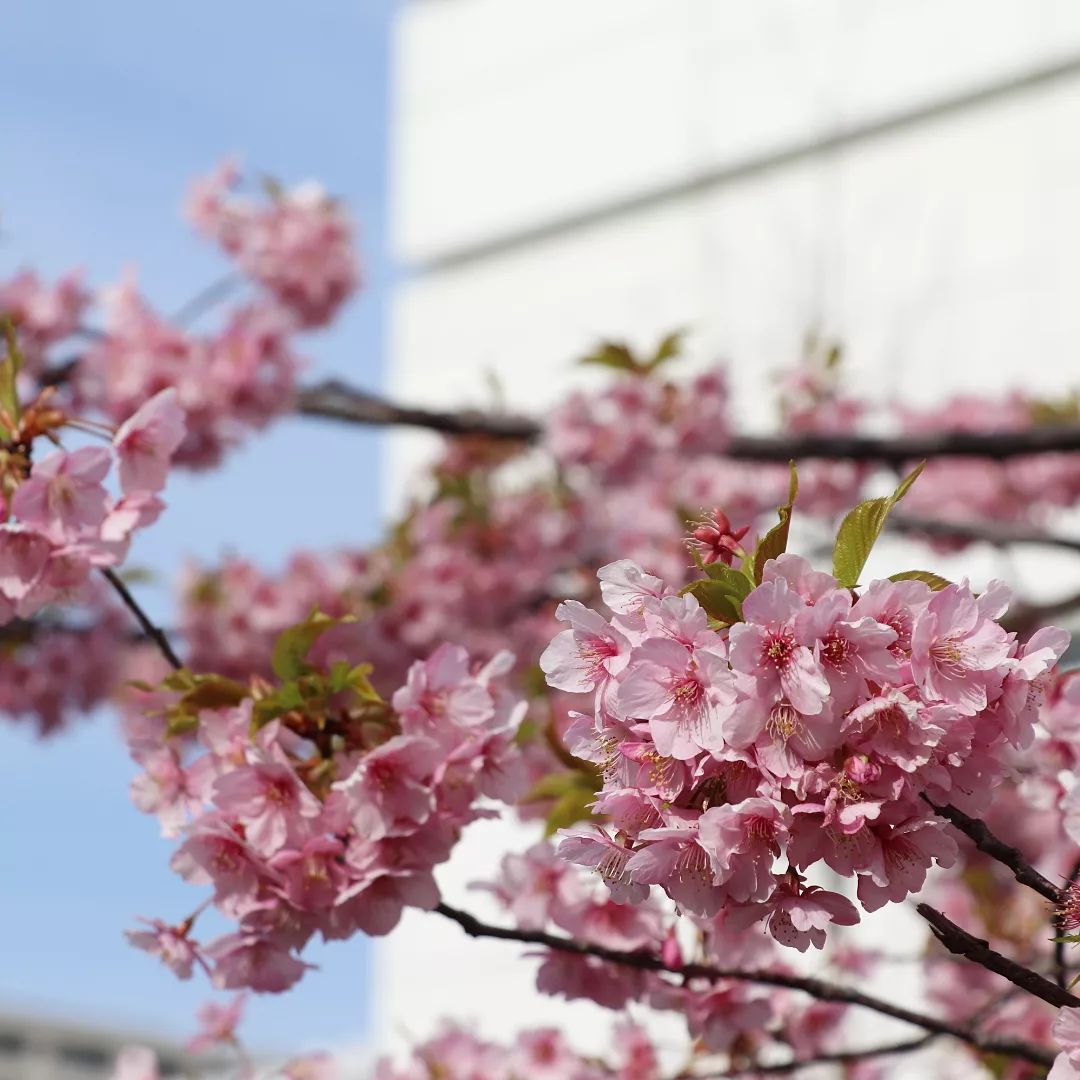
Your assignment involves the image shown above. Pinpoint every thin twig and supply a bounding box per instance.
[917,903,1078,1009]
[922,795,1062,904]
[433,902,1055,1066]
[296,377,1080,462]
[172,273,244,327]
[699,1035,935,1077]
[705,989,1020,1078]
[100,567,183,670]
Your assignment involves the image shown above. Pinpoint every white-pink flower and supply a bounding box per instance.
[1051,1006,1080,1079]
[113,387,186,495]
[618,636,735,760]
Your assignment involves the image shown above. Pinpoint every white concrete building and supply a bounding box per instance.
[377,0,1080,1062]
[0,1012,216,1080]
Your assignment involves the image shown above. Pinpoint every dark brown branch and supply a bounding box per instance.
[702,1035,934,1077]
[922,795,1062,904]
[706,989,1021,1078]
[433,902,1055,1066]
[100,568,183,671]
[918,903,1079,1009]
[296,380,541,440]
[297,378,1080,463]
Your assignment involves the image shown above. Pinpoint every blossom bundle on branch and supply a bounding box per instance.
[541,467,1070,949]
[124,619,527,993]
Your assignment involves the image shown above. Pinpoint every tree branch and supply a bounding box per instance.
[922,795,1062,904]
[297,378,1080,462]
[100,568,183,671]
[433,902,1055,1066]
[296,380,541,440]
[171,273,244,327]
[917,903,1078,1009]
[699,1035,935,1077]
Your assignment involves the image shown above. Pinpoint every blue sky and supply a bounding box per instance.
[0,0,396,1053]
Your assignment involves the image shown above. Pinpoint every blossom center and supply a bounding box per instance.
[930,638,967,675]
[766,701,800,742]
[675,842,712,884]
[763,630,795,670]
[821,632,853,670]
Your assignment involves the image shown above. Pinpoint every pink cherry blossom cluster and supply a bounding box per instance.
[125,642,527,993]
[178,488,582,694]
[906,667,1080,1058]
[0,586,128,735]
[187,160,360,329]
[171,359,874,741]
[546,361,871,535]
[179,548,415,691]
[169,348,1079,756]
[897,393,1080,541]
[477,838,884,1062]
[476,838,668,1010]
[73,281,301,469]
[0,387,184,625]
[372,1021,660,1080]
[541,554,1068,948]
[0,268,89,371]
[546,367,731,483]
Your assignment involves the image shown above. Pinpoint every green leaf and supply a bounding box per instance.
[159,670,248,710]
[753,462,799,584]
[891,461,926,502]
[524,768,602,836]
[680,578,743,626]
[0,319,24,439]
[578,341,640,374]
[544,788,599,836]
[832,462,925,588]
[887,570,953,591]
[165,712,201,738]
[270,609,355,681]
[648,328,687,369]
[513,715,540,746]
[177,676,249,712]
[326,660,380,701]
[251,682,308,729]
[522,770,598,804]
[578,329,686,376]
[702,562,752,594]
[346,664,381,703]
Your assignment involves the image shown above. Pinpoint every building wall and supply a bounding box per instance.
[377,0,1080,1060]
[0,1013,209,1080]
